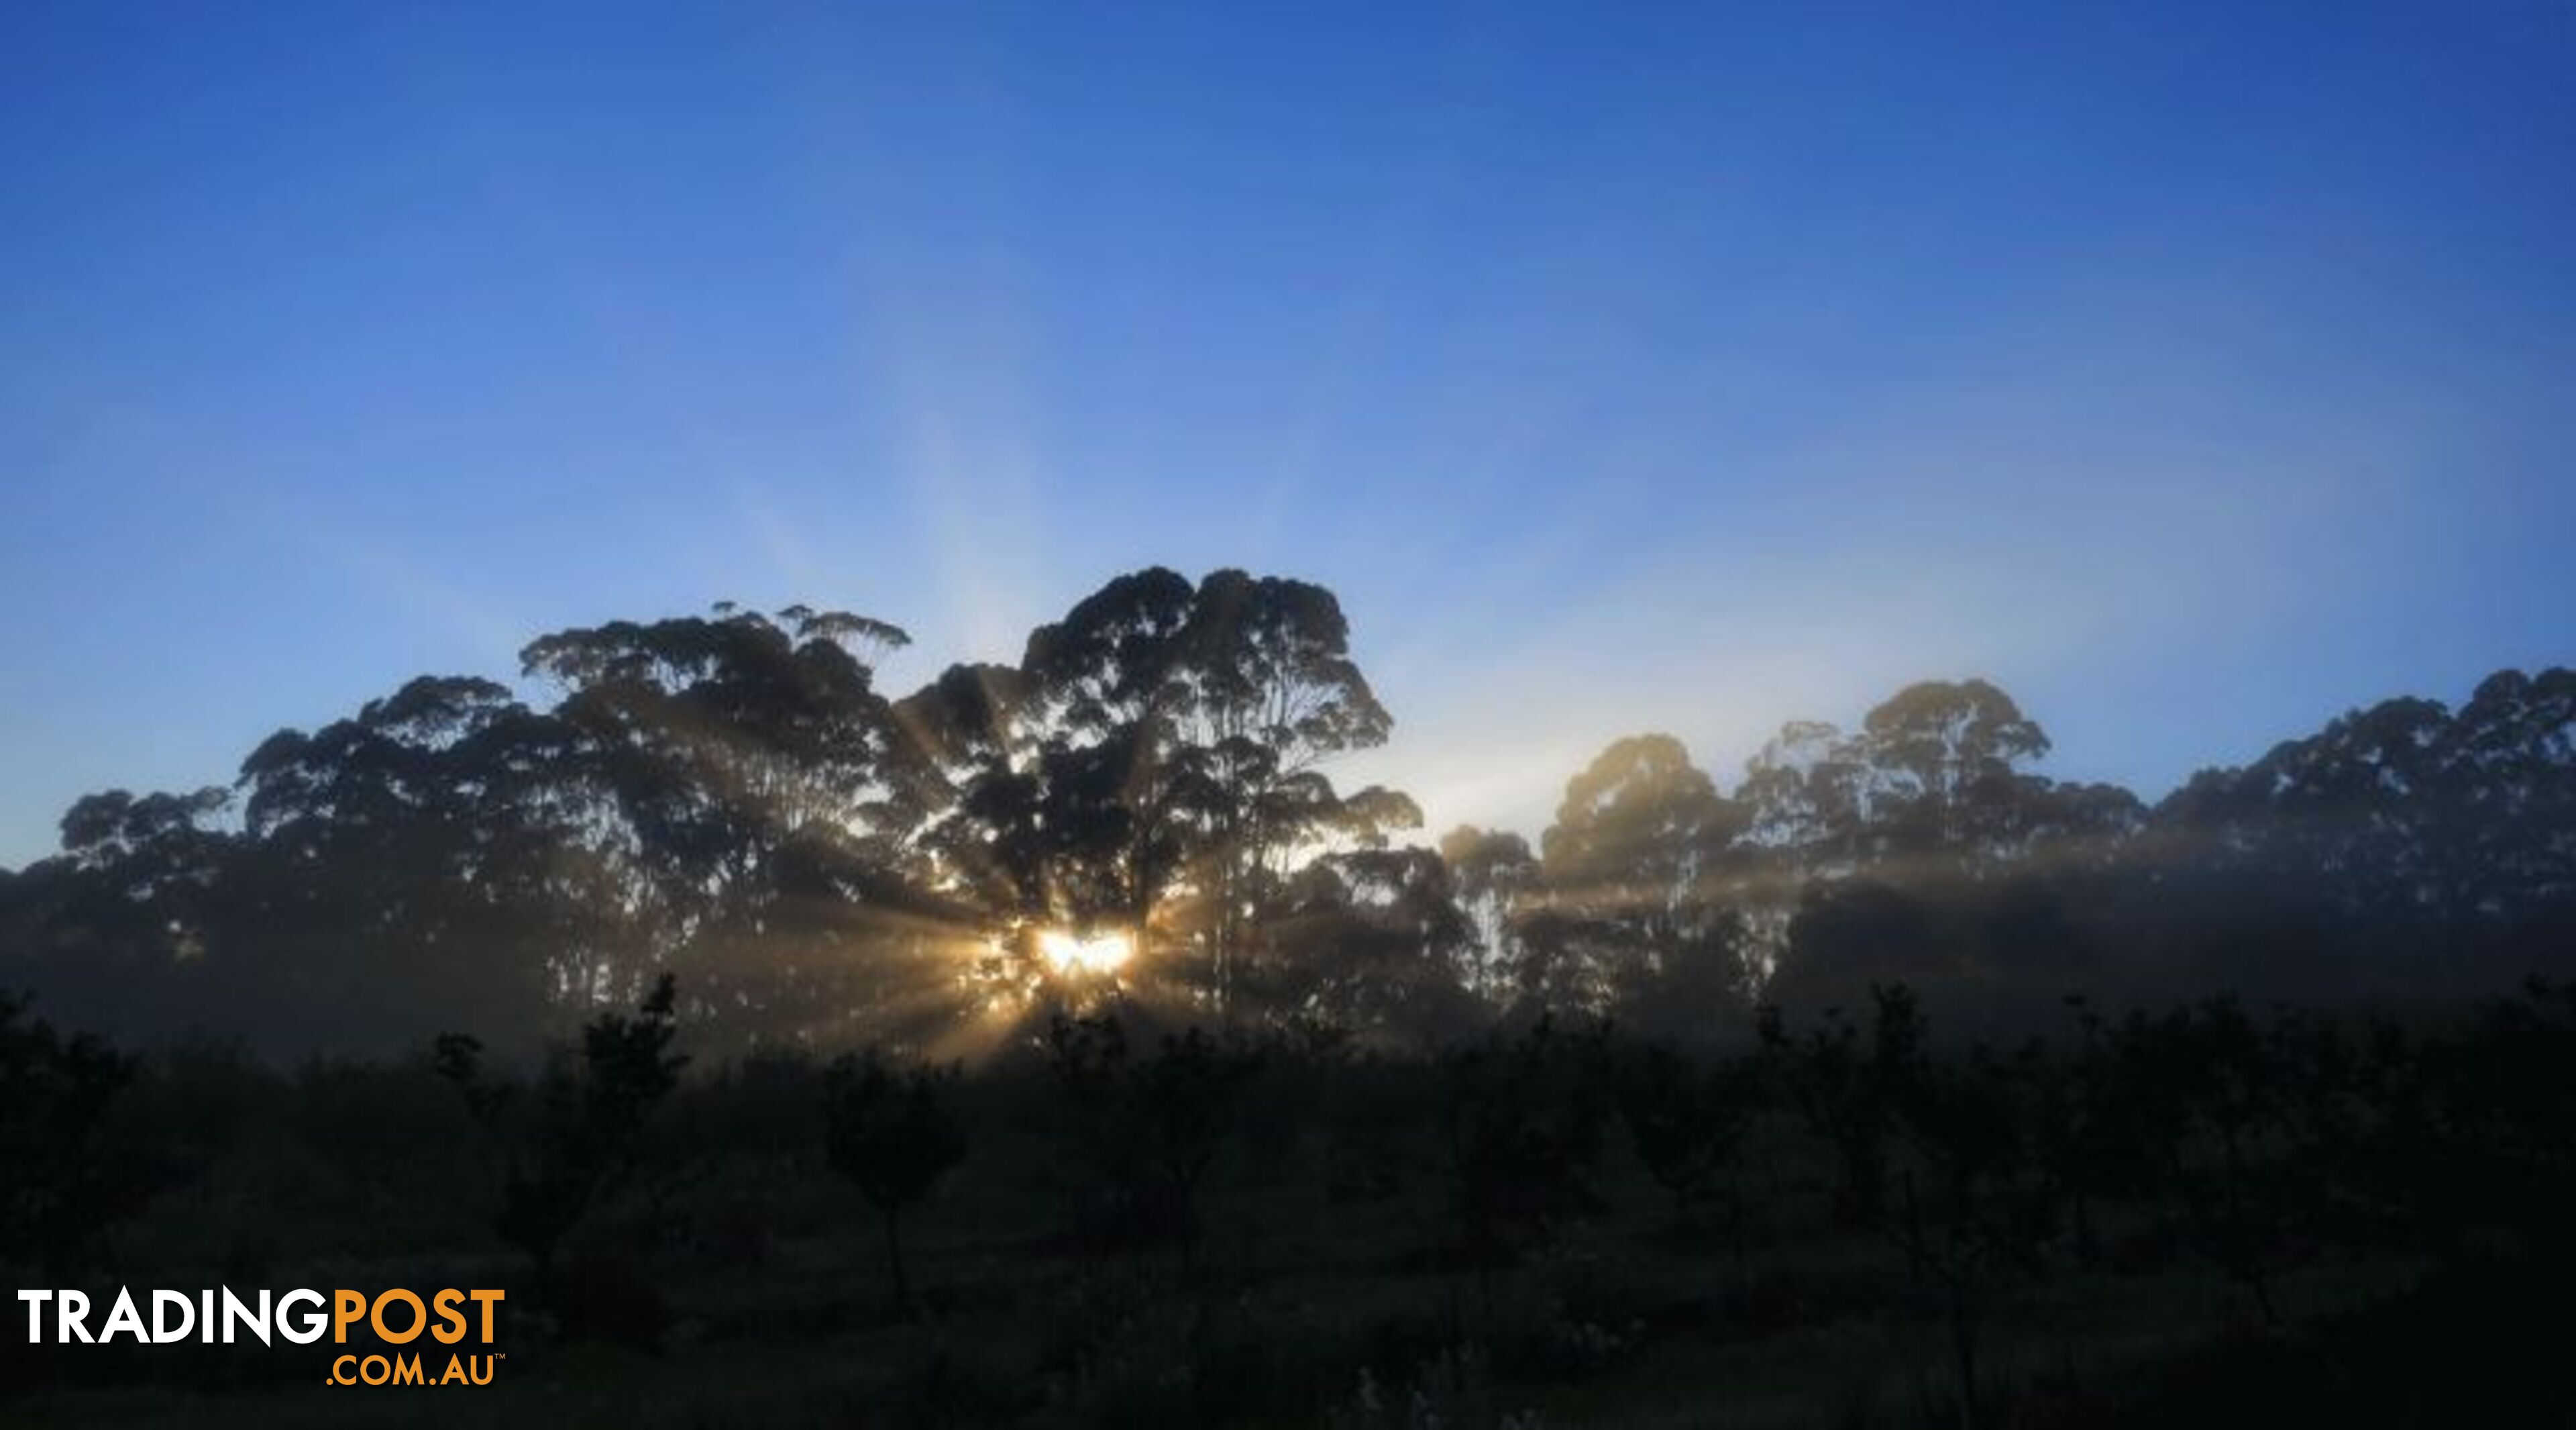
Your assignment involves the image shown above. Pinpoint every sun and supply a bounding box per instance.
[1036,927,1134,976]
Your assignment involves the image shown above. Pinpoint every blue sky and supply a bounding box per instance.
[3,1,2571,868]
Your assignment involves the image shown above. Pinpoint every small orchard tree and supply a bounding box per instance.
[0,992,151,1279]
[824,1050,969,1315]
[1758,984,1931,1231]
[2111,997,2320,1326]
[1043,1012,1260,1273]
[1131,1026,1261,1274]
[1442,1014,1615,1277]
[436,974,689,1288]
[1885,1035,2063,1430]
[1616,1041,1758,1252]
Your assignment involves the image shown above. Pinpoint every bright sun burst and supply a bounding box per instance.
[1035,927,1134,976]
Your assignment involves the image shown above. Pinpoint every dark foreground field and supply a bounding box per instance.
[8,979,2575,1429]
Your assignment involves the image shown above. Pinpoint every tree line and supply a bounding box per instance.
[1,566,2569,1057]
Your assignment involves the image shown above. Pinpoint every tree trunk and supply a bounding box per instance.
[1948,1276,1980,1430]
[1727,1175,1748,1276]
[882,1204,910,1317]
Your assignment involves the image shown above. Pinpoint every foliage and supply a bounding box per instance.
[1,568,2571,1066]
[1043,1011,1263,1269]
[1613,1040,1758,1233]
[11,971,2576,1423]
[824,1048,969,1313]
[0,989,154,1277]
[1442,1015,1615,1268]
[436,974,688,1294]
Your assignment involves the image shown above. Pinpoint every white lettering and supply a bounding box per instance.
[277,1289,327,1345]
[220,1287,269,1347]
[99,1288,148,1344]
[151,1289,194,1343]
[58,1289,93,1344]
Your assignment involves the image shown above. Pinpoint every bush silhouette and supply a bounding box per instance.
[824,1048,969,1315]
[435,973,688,1319]
[0,991,154,1279]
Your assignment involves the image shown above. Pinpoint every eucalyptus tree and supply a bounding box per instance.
[2,786,238,1039]
[1439,825,1541,1006]
[1733,680,2145,1012]
[1737,680,2112,886]
[214,606,941,1051]
[1525,734,1748,1027]
[515,605,945,1041]
[1739,719,1875,874]
[1265,846,1481,1043]
[2439,667,2576,925]
[900,568,1403,1021]
[893,662,1038,914]
[3,684,592,1050]
[2152,693,2455,965]
[1015,566,1208,952]
[2149,667,2576,988]
[1170,569,1395,1000]
[517,605,930,900]
[1768,879,1951,1019]
[231,675,582,1047]
[1858,679,2053,866]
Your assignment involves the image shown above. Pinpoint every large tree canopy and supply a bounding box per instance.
[902,567,1403,1020]
[1,568,2568,1057]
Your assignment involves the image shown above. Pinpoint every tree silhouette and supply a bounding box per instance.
[0,991,152,1278]
[1758,986,1931,1231]
[906,568,1402,1019]
[1859,678,2051,867]
[1525,735,1746,1026]
[1882,1030,2063,1428]
[1265,848,1480,1043]
[1128,1026,1262,1274]
[1615,1040,1757,1246]
[1442,1014,1615,1273]
[1041,1011,1260,1272]
[5,559,2572,1064]
[1440,825,1540,1005]
[2106,997,2321,1325]
[438,974,689,1292]
[518,607,940,1036]
[824,1049,969,1315]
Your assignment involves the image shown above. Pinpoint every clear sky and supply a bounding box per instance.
[3,1,2571,870]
